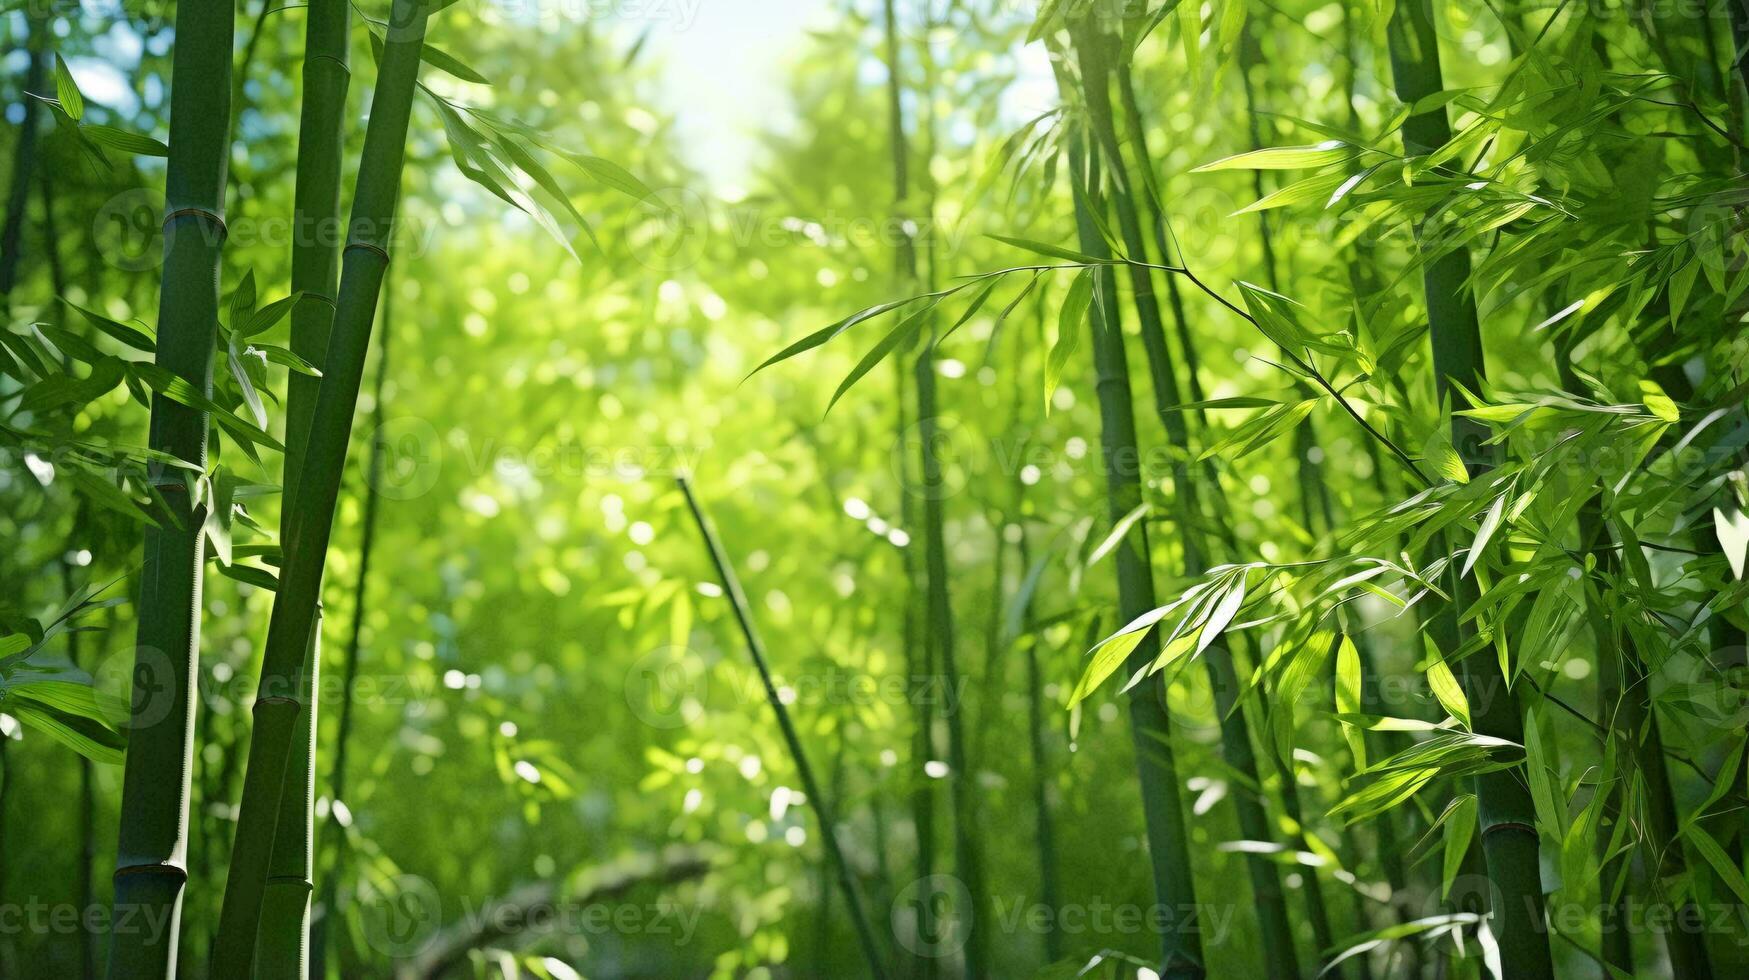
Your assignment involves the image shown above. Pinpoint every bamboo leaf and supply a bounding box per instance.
[79,124,169,157]
[54,54,83,121]
[985,233,1100,264]
[1684,824,1749,905]
[1460,493,1506,579]
[1191,140,1350,171]
[1045,269,1092,409]
[1085,502,1149,568]
[1441,794,1476,898]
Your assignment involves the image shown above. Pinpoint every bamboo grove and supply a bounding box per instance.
[1,0,1748,977]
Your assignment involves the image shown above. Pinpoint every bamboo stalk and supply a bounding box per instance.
[881,2,989,974]
[1068,24,1300,979]
[1065,127,1204,979]
[311,270,393,980]
[1384,4,1553,976]
[676,475,889,979]
[212,3,429,969]
[105,4,236,977]
[0,13,48,308]
[255,1,352,973]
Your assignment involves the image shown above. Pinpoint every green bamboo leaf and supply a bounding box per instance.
[825,299,938,413]
[1233,171,1351,215]
[985,233,1100,265]
[1069,629,1148,707]
[1460,493,1506,579]
[1423,634,1470,728]
[420,43,490,84]
[1684,824,1749,905]
[255,344,323,376]
[5,702,124,766]
[1335,635,1365,767]
[229,269,258,328]
[1195,572,1245,657]
[1522,712,1563,836]
[54,54,84,121]
[1191,140,1350,171]
[935,277,998,346]
[1441,794,1476,898]
[560,153,656,201]
[64,299,155,352]
[238,292,302,339]
[1085,502,1149,568]
[79,124,169,157]
[1044,269,1092,409]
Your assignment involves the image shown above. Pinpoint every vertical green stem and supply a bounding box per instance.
[107,4,236,977]
[255,1,351,974]
[881,2,988,974]
[1384,4,1554,976]
[1069,24,1298,978]
[311,273,392,980]
[1066,127,1204,979]
[0,13,48,308]
[212,3,428,970]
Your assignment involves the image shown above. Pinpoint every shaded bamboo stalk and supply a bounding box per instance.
[676,475,889,980]
[1065,126,1204,978]
[105,4,237,976]
[0,11,48,308]
[311,270,394,980]
[1066,24,1299,978]
[212,2,430,968]
[881,1,989,974]
[1384,3,1553,976]
[255,1,352,973]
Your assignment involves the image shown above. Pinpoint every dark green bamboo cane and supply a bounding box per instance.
[311,271,392,980]
[1065,128,1204,979]
[882,1,989,974]
[1067,25,1298,979]
[255,1,351,974]
[212,3,429,969]
[106,4,236,977]
[676,475,889,979]
[0,12,48,308]
[1385,4,1553,977]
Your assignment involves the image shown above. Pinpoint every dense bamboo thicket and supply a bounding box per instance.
[2,1,1747,978]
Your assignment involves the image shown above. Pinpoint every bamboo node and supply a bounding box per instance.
[1481,820,1538,838]
[254,694,303,710]
[163,206,227,238]
[299,292,338,308]
[113,861,189,883]
[346,240,392,264]
[309,54,350,75]
[265,875,316,896]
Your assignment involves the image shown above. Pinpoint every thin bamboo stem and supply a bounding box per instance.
[882,2,988,974]
[676,475,889,980]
